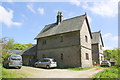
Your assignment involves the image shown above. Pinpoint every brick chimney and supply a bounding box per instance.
[57,11,62,25]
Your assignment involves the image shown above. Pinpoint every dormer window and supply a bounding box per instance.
[85,35,88,42]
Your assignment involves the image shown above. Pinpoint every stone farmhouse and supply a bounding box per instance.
[92,31,104,64]
[22,12,104,67]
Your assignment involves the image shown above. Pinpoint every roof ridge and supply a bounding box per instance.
[45,14,86,26]
[35,13,87,39]
[21,44,36,54]
[63,14,86,22]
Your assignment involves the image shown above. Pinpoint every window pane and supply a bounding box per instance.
[85,36,88,42]
[86,53,89,60]
[61,53,63,60]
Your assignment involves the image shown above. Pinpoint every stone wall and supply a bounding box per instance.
[92,44,99,63]
[37,31,80,50]
[80,19,92,67]
[37,46,81,67]
[37,31,81,67]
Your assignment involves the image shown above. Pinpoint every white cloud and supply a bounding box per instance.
[37,8,45,15]
[27,4,45,15]
[103,33,112,38]
[27,4,36,13]
[69,0,80,6]
[82,0,118,17]
[102,33,118,50]
[103,46,113,50]
[5,0,13,2]
[0,6,22,27]
[103,33,118,41]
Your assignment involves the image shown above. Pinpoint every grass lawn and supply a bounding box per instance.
[57,66,99,71]
[93,66,118,78]
[0,63,28,79]
[67,66,96,71]
[0,64,2,79]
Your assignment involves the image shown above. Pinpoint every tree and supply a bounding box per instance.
[1,37,15,50]
[103,49,119,62]
[25,43,33,47]
[1,37,15,62]
[13,44,28,50]
[7,38,15,49]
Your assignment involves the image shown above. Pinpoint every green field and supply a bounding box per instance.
[67,66,95,71]
[0,64,28,79]
[0,64,2,79]
[93,66,118,78]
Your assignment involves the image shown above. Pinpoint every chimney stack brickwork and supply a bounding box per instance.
[57,11,62,25]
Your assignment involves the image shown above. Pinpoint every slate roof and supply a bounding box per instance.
[92,31,104,47]
[21,45,36,55]
[11,50,22,54]
[35,14,92,39]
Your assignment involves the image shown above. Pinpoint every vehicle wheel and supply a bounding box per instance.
[6,64,9,69]
[18,67,21,69]
[3,64,6,68]
[35,64,38,68]
[46,65,50,69]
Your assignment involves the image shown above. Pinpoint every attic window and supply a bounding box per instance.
[85,35,88,42]
[42,40,46,45]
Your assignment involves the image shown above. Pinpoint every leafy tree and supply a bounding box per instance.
[1,37,15,62]
[0,37,32,63]
[7,38,15,49]
[103,48,119,62]
[1,37,15,50]
[13,44,28,50]
[13,43,33,50]
[25,43,33,47]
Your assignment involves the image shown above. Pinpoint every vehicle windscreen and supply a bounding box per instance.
[10,56,22,60]
[102,61,108,62]
[41,59,49,62]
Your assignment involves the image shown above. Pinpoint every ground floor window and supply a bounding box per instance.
[85,53,89,60]
[61,53,63,60]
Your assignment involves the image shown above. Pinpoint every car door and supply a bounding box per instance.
[43,59,49,67]
[40,59,46,67]
[35,61,40,67]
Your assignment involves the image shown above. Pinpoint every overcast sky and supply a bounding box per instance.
[0,0,118,50]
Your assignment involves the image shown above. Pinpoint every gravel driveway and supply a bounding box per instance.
[18,66,104,78]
